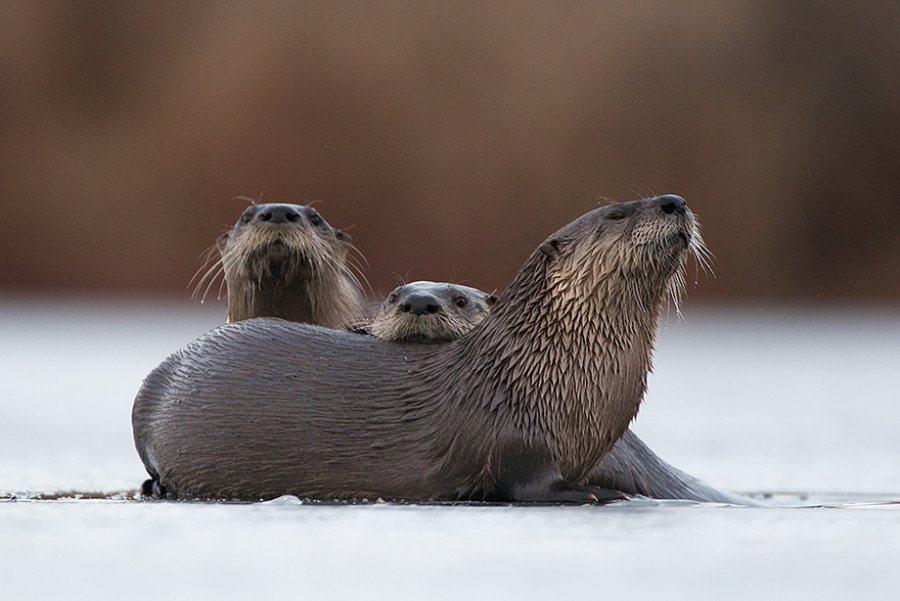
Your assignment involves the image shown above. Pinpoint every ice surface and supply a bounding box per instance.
[2,298,899,599]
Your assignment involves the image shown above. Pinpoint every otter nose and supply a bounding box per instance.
[256,205,301,223]
[658,195,687,215]
[400,294,441,316]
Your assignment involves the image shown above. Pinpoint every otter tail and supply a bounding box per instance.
[591,429,761,506]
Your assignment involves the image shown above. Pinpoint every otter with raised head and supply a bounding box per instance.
[211,202,366,327]
[133,195,699,502]
[369,281,752,504]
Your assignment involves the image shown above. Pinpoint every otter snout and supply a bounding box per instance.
[400,294,441,315]
[255,204,302,224]
[657,194,687,215]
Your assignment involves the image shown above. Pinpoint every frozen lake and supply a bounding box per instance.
[2,297,899,599]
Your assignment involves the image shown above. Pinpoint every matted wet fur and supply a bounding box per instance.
[134,195,702,502]
[194,202,367,328]
[368,280,752,504]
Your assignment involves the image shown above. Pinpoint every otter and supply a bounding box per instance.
[368,281,497,342]
[197,202,367,328]
[369,282,752,504]
[143,202,369,498]
[132,195,699,502]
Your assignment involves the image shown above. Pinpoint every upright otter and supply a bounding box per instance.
[133,195,698,502]
[369,281,751,504]
[202,202,367,327]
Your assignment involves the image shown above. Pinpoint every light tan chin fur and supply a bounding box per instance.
[222,225,366,328]
[369,310,476,342]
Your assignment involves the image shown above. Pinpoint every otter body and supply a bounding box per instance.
[369,281,753,504]
[137,323,507,500]
[134,195,700,502]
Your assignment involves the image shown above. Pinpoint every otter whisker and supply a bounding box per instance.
[348,243,371,270]
[345,318,374,334]
[188,244,222,294]
[210,250,247,302]
[341,256,371,295]
[339,262,366,294]
[191,257,225,302]
[205,257,234,303]
[667,265,687,319]
[197,264,224,304]
[343,248,368,278]
[692,238,715,279]
[194,243,220,270]
[215,266,229,300]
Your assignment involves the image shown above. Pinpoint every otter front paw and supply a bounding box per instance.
[512,478,628,504]
[547,480,627,504]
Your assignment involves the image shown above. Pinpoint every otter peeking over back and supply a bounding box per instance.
[133,195,703,503]
[368,281,497,342]
[195,202,367,328]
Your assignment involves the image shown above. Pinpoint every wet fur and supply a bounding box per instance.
[209,203,367,328]
[134,197,702,502]
[370,279,752,504]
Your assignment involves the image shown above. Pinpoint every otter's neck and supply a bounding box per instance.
[455,251,668,480]
[226,269,364,328]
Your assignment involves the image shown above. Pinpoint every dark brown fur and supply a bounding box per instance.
[133,195,699,502]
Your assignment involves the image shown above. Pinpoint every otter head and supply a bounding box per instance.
[370,281,498,342]
[513,194,703,321]
[209,203,363,325]
[469,194,705,415]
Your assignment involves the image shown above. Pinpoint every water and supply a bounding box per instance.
[2,298,899,599]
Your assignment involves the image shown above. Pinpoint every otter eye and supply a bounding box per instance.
[241,212,253,224]
[607,210,626,221]
[308,213,323,227]
[388,293,398,304]
[454,297,468,308]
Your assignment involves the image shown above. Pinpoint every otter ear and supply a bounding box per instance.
[215,232,229,253]
[485,294,499,306]
[539,238,560,258]
[334,229,353,246]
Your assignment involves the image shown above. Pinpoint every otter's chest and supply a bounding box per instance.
[547,364,649,482]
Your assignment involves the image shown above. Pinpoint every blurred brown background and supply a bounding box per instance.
[1,1,898,304]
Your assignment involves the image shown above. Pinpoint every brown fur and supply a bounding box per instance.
[213,203,366,328]
[368,276,753,504]
[133,195,698,502]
